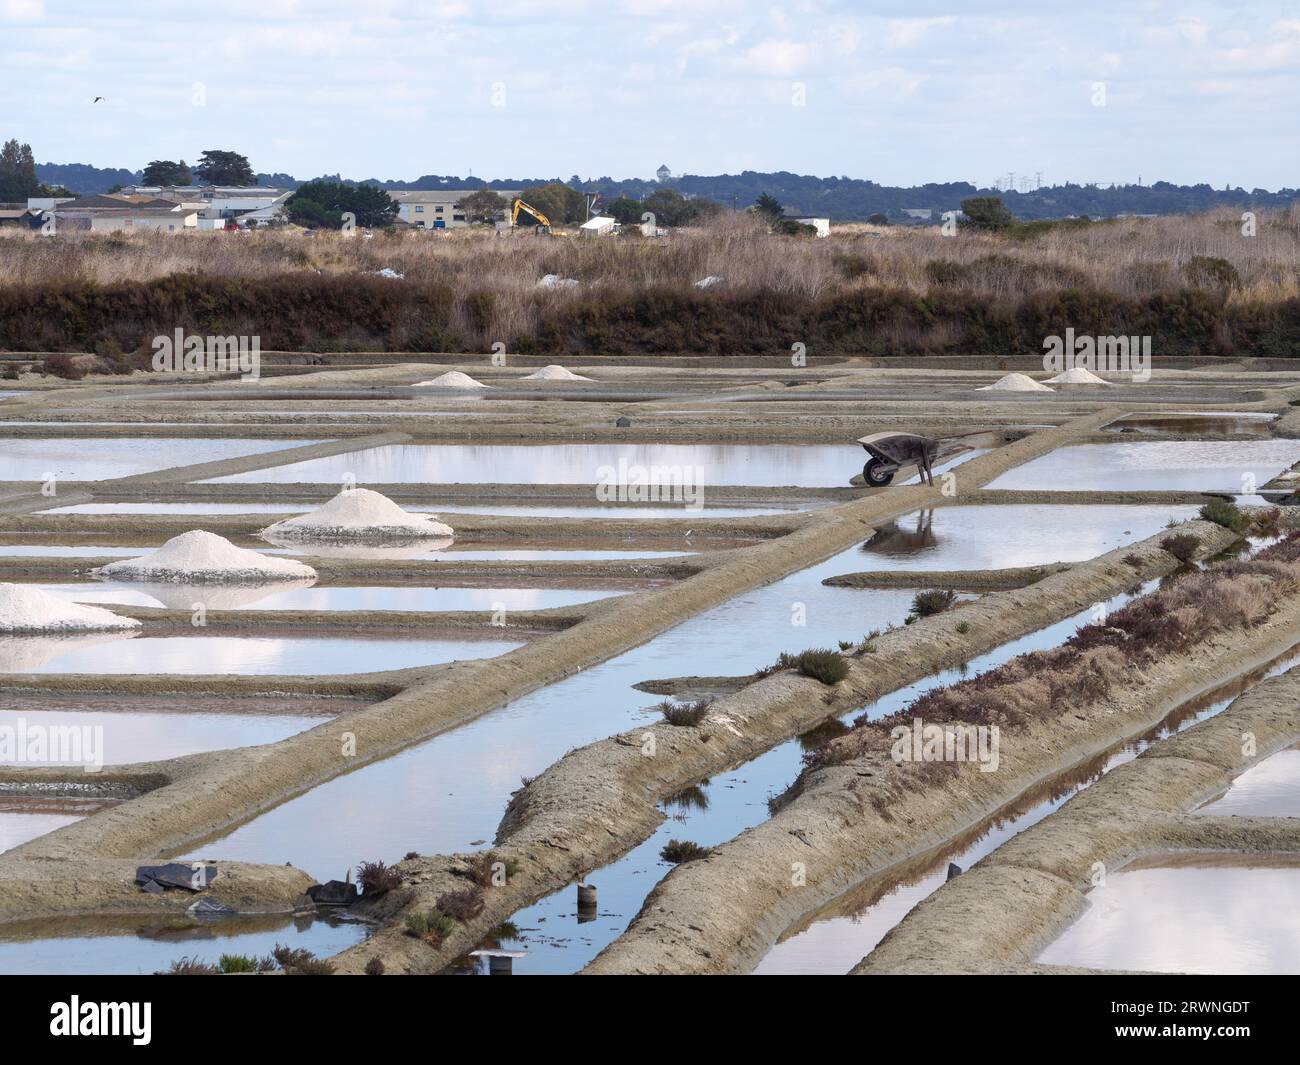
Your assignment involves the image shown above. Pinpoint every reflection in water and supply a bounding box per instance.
[1103,412,1277,438]
[0,438,318,482]
[856,505,1200,571]
[204,442,856,487]
[21,634,521,675]
[0,912,370,976]
[0,706,318,765]
[0,630,136,673]
[1037,853,1300,975]
[1195,744,1300,818]
[47,581,625,613]
[861,510,938,556]
[987,440,1300,493]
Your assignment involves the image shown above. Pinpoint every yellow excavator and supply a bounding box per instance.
[510,198,553,235]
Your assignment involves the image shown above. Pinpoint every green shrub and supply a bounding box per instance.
[911,589,958,617]
[216,953,274,974]
[1199,499,1250,534]
[790,648,850,685]
[406,908,457,945]
[955,621,971,635]
[660,839,711,864]
[657,697,712,727]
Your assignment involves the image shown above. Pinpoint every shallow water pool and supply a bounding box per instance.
[0,915,370,976]
[5,633,521,675]
[0,707,319,765]
[45,581,623,613]
[857,504,1199,571]
[0,438,319,482]
[1194,744,1300,818]
[203,442,858,487]
[46,501,826,518]
[1036,853,1300,974]
[986,440,1300,493]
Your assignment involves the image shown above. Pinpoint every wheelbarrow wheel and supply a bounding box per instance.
[863,458,894,487]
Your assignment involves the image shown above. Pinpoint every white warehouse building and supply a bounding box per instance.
[392,189,519,229]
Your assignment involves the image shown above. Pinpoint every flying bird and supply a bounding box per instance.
[93,96,105,103]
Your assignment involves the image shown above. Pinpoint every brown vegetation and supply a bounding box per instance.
[3,208,1300,356]
[802,538,1300,774]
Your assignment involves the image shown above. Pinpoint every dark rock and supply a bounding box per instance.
[306,880,359,906]
[946,862,962,881]
[136,862,218,893]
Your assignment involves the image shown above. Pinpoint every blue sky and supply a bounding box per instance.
[2,1,1298,187]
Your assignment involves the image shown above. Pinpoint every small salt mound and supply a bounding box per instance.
[977,372,1055,393]
[1045,366,1113,386]
[694,276,724,289]
[261,488,454,542]
[537,274,579,288]
[522,364,591,381]
[94,530,316,584]
[413,370,490,389]
[0,584,141,633]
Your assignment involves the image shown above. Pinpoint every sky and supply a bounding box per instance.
[2,1,1299,188]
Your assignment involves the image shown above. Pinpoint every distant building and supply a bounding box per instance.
[579,215,617,237]
[656,164,672,183]
[119,185,292,227]
[791,216,831,237]
[391,189,520,229]
[901,208,934,222]
[51,196,199,232]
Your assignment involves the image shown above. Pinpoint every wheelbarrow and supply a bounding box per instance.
[856,430,1000,487]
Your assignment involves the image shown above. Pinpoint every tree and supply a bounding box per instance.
[959,196,1015,231]
[751,192,785,225]
[0,138,41,200]
[286,179,398,229]
[867,213,890,226]
[607,196,644,225]
[142,159,193,186]
[519,182,587,225]
[642,188,721,227]
[459,188,506,224]
[194,149,256,187]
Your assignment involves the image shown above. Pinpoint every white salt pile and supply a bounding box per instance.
[522,364,591,381]
[537,274,579,288]
[261,488,454,542]
[94,530,317,584]
[977,372,1055,393]
[694,276,724,289]
[1045,366,1113,386]
[413,370,490,389]
[0,584,141,633]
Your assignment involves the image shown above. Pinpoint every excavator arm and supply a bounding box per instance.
[511,199,552,229]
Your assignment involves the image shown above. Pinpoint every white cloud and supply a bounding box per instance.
[0,0,43,19]
[885,16,955,48]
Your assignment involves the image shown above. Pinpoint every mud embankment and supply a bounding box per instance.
[583,546,1300,974]
[856,665,1300,974]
